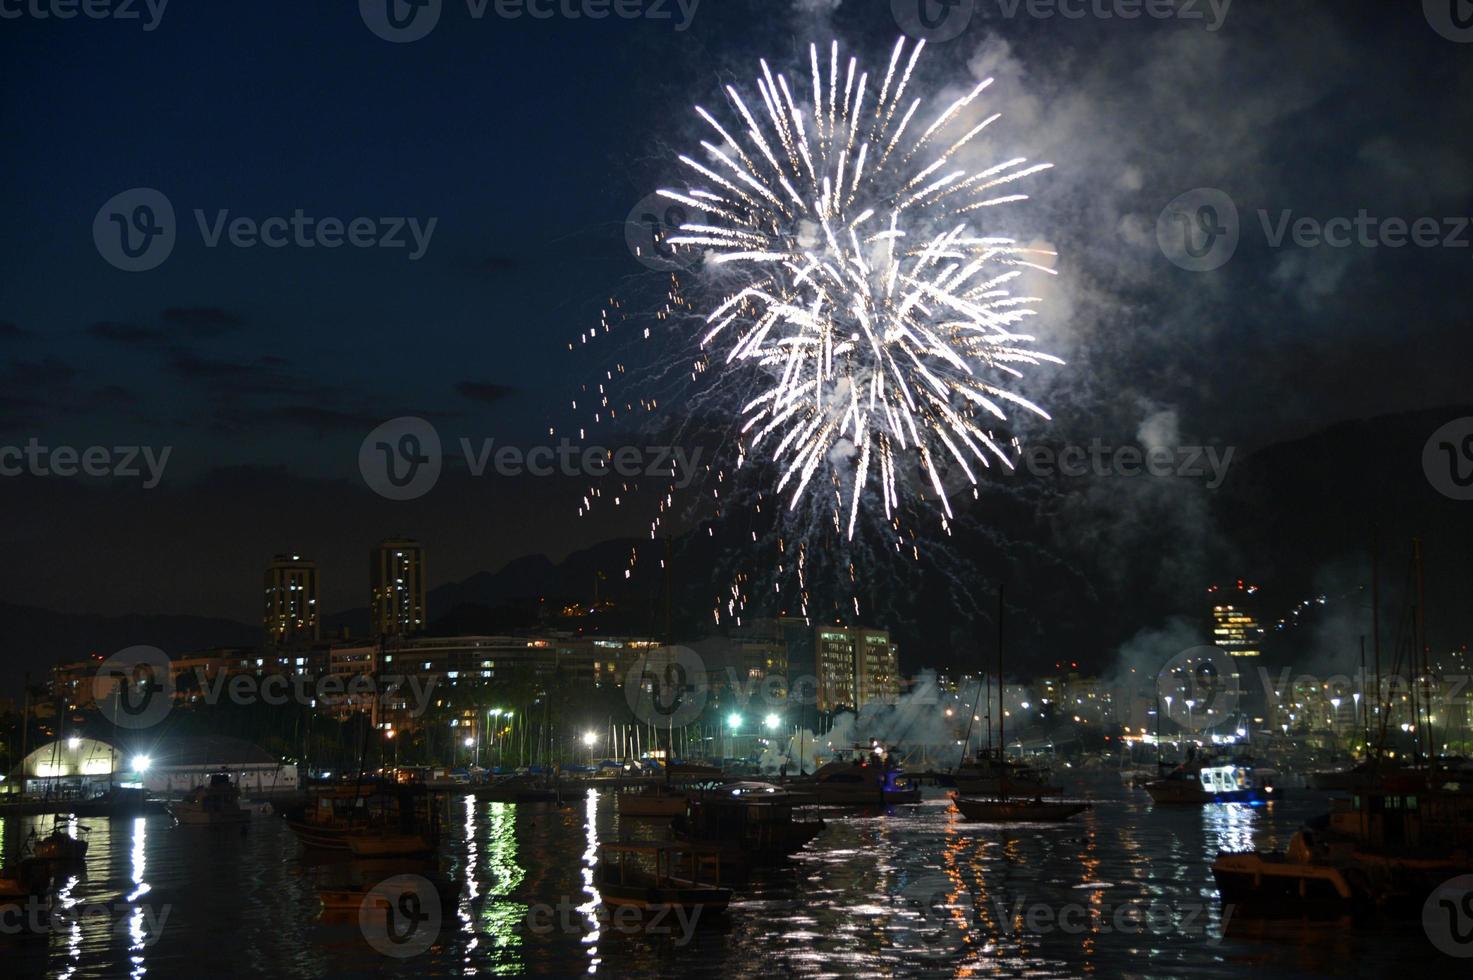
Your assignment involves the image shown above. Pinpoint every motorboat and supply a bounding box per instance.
[617,762,724,817]
[672,782,824,881]
[170,772,251,825]
[1145,754,1275,805]
[952,794,1090,823]
[786,746,922,805]
[595,842,732,917]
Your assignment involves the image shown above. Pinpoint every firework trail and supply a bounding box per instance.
[663,37,1061,538]
[570,38,1061,623]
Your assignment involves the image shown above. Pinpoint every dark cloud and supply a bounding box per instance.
[456,381,515,405]
[211,404,386,437]
[468,255,519,276]
[88,321,163,344]
[0,321,30,340]
[160,306,243,337]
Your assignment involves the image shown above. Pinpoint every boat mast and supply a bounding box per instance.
[1414,538,1434,764]
[1371,526,1384,757]
[997,584,1005,803]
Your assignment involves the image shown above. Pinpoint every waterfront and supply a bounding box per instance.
[0,788,1427,978]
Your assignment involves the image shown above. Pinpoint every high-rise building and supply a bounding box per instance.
[1209,580,1263,657]
[264,555,319,644]
[815,625,900,711]
[371,538,426,638]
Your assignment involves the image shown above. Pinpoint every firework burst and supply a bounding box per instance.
[659,37,1063,541]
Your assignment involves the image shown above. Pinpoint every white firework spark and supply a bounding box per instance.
[660,37,1062,540]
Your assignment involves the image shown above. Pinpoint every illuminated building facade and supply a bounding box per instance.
[815,626,900,712]
[1209,580,1263,657]
[264,554,320,644]
[371,538,426,638]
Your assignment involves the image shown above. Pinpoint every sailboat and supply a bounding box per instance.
[952,587,1089,824]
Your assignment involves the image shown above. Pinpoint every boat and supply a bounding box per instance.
[595,842,732,917]
[1145,752,1276,805]
[345,830,438,858]
[617,787,689,817]
[28,826,89,863]
[786,745,922,805]
[170,772,251,825]
[70,786,167,818]
[949,586,1088,825]
[0,857,53,925]
[952,795,1090,823]
[672,782,824,881]
[473,773,562,804]
[1212,767,1473,916]
[617,762,724,817]
[282,779,444,852]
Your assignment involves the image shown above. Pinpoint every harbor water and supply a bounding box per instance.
[0,788,1433,978]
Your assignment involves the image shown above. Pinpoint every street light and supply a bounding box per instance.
[764,713,780,731]
[728,713,742,729]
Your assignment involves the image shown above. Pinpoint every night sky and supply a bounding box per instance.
[2,1,1471,666]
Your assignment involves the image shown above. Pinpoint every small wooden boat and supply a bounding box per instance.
[952,794,1089,823]
[595,842,731,916]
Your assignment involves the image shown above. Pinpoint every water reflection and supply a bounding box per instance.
[0,792,1437,977]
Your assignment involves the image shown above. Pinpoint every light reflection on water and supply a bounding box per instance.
[0,792,1432,978]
